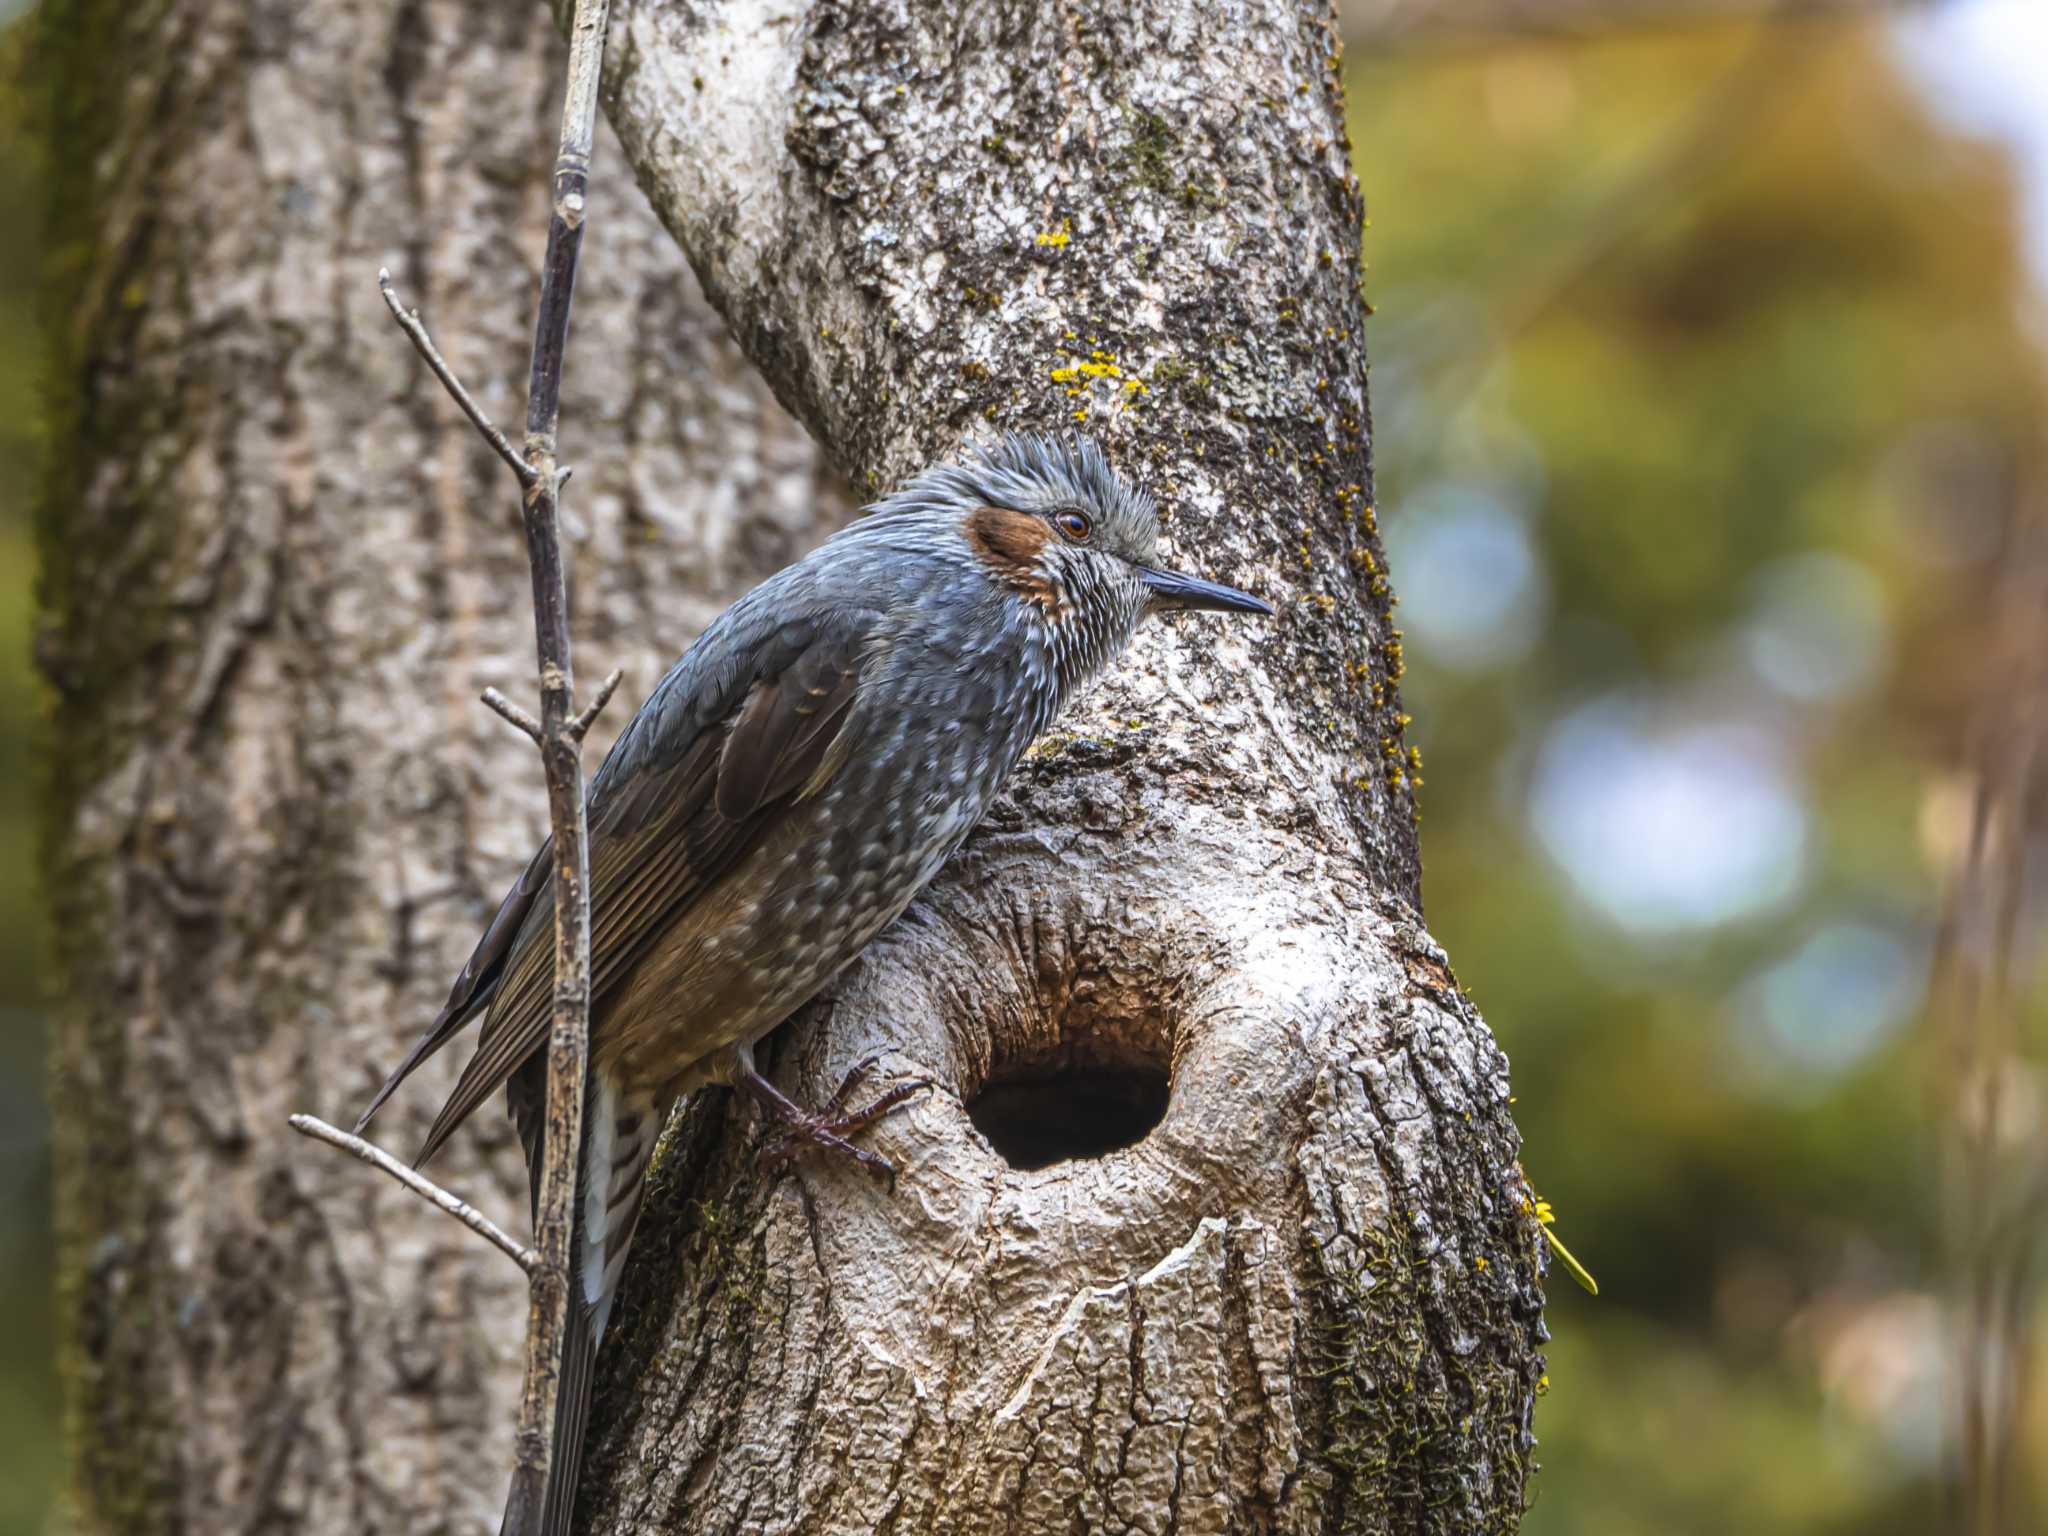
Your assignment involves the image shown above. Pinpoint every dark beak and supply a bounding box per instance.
[1138,564,1274,616]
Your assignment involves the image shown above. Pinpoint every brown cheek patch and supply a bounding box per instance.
[963,506,1063,615]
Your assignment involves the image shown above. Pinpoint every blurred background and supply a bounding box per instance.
[1344,1,2048,1532]
[5,1,2046,1533]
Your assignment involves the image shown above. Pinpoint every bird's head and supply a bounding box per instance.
[886,433,1273,640]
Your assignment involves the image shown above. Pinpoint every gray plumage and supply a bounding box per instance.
[356,432,1271,1536]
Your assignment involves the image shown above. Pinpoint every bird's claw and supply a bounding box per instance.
[753,1058,931,1184]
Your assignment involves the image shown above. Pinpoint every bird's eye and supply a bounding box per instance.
[1053,509,1092,542]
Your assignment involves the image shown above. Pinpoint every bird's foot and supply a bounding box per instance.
[739,1054,930,1182]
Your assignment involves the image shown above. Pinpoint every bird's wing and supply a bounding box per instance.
[406,608,877,1167]
[353,838,553,1135]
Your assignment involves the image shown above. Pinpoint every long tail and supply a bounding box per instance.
[501,1280,600,1536]
[501,1060,665,1536]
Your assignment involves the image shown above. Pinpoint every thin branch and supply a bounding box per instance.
[482,686,545,743]
[569,668,624,741]
[343,8,612,1530]
[498,4,615,1533]
[1928,509,2048,1536]
[377,267,539,489]
[288,1115,535,1274]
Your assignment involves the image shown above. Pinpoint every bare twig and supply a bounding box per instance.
[378,268,539,488]
[288,1115,536,1273]
[482,686,546,743]
[497,4,615,1532]
[569,668,624,741]
[350,5,616,1529]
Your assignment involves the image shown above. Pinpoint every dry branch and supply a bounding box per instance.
[289,2,619,1530]
[377,267,537,488]
[287,1115,536,1273]
[570,668,625,742]
[482,686,547,744]
[498,3,615,1531]
[1930,512,2048,1536]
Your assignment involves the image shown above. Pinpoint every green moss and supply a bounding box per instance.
[35,1,194,1530]
[1308,1221,1532,1536]
[1147,357,1216,410]
[1311,1224,1432,1534]
[1121,109,1223,213]
[1127,110,1180,201]
[683,1195,778,1331]
[602,1106,763,1374]
[1024,728,1080,762]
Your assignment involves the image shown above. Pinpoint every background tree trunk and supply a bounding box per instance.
[43,1,1546,1534]
[40,1,840,1529]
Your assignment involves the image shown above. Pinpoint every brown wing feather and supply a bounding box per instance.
[410,618,873,1168]
[354,838,552,1134]
[715,627,864,820]
[416,740,726,1165]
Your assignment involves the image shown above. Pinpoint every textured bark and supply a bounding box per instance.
[39,1,842,1531]
[571,1,1546,1532]
[43,0,1547,1532]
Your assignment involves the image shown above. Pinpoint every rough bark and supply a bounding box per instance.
[570,1,1547,1532]
[39,1,842,1530]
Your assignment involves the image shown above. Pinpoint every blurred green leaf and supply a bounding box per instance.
[1351,15,2048,1530]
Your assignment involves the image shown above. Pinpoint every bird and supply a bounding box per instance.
[355,432,1272,1536]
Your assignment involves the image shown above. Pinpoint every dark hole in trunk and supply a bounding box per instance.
[966,1064,1169,1171]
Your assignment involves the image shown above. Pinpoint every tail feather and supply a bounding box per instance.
[355,837,553,1139]
[500,1287,599,1536]
[502,1059,665,1536]
[541,1297,600,1536]
[350,990,487,1138]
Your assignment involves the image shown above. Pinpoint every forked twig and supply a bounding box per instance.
[378,268,538,488]
[570,668,624,741]
[495,7,619,1529]
[293,3,622,1530]
[482,686,546,743]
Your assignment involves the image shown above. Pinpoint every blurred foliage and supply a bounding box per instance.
[1350,16,2047,1536]
[0,12,56,1536]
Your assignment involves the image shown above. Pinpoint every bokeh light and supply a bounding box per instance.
[1529,700,1809,935]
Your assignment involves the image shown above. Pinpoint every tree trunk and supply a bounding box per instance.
[42,1,1547,1534]
[39,2,841,1530]
[569,2,1546,1532]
